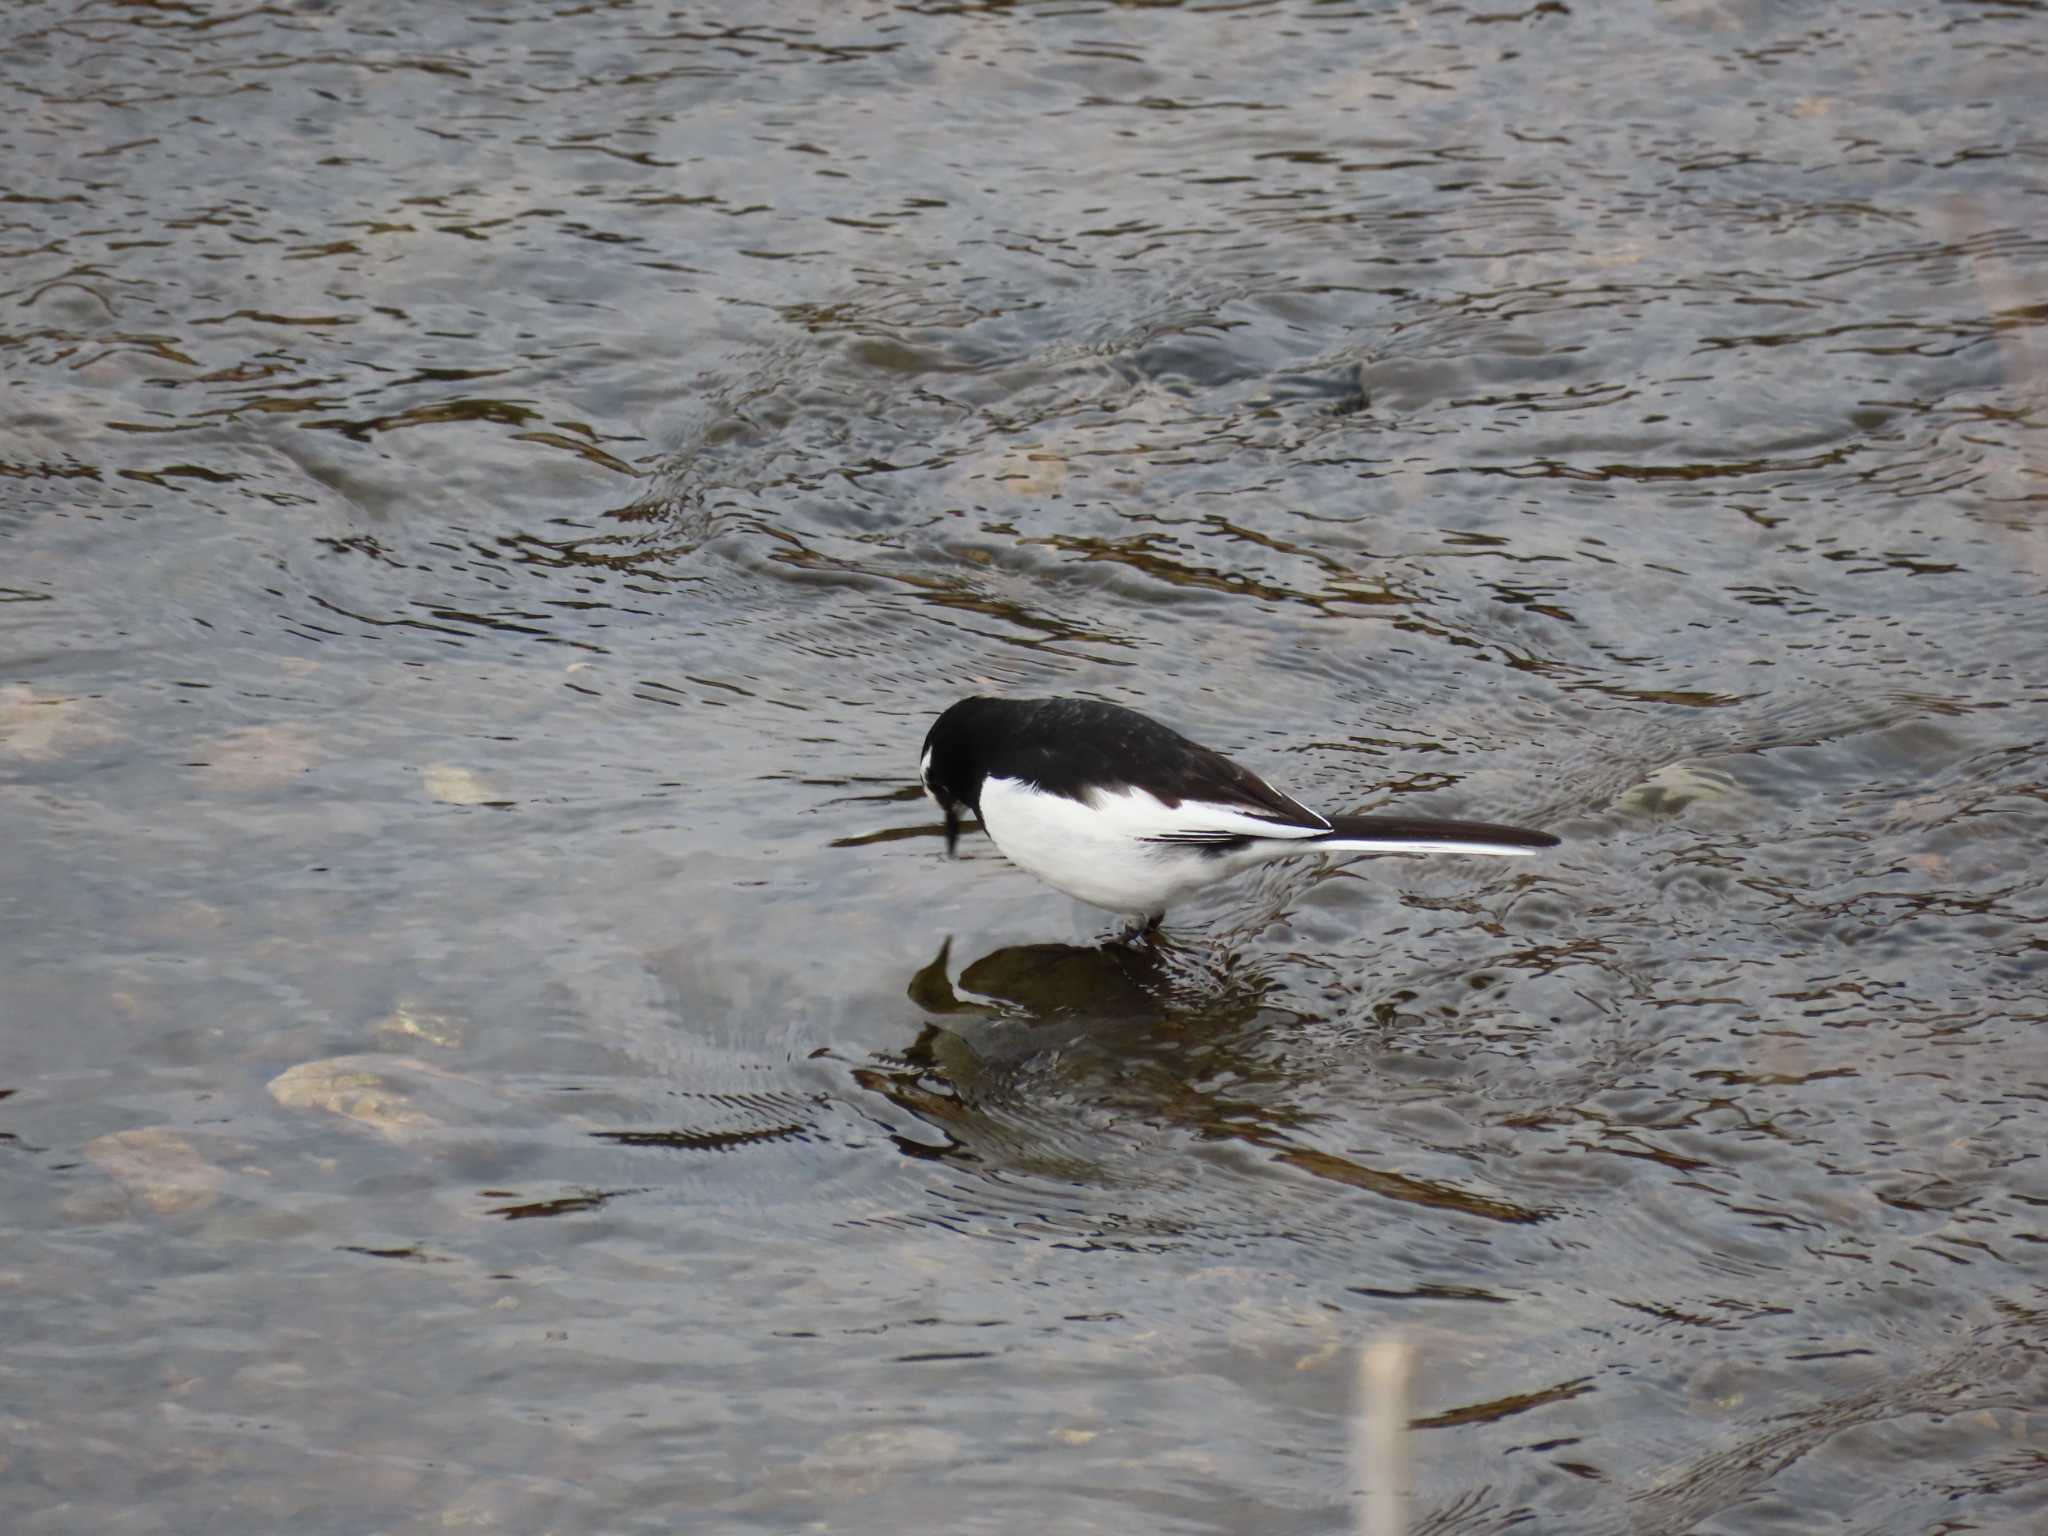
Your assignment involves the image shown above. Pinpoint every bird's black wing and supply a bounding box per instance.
[996,698,1329,830]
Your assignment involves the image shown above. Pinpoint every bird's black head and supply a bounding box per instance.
[920,696,1001,855]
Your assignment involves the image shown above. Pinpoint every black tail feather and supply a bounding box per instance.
[1318,815,1560,852]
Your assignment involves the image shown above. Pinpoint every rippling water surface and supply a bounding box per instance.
[5,2,2046,1531]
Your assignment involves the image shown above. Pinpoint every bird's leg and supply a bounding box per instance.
[1112,911,1165,946]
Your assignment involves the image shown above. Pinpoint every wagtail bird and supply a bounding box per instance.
[920,696,1558,929]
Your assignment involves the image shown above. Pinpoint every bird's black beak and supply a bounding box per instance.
[944,807,961,856]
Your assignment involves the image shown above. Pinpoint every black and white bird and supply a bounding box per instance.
[919,696,1558,929]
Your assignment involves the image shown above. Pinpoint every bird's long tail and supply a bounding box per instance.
[1303,815,1559,858]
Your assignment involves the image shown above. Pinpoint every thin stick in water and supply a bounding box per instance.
[1355,1333,1412,1536]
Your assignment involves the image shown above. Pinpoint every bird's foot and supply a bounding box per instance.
[1111,912,1164,946]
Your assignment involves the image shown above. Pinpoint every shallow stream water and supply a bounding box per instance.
[4,2,2046,1531]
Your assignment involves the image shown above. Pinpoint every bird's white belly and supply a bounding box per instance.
[977,776,1271,914]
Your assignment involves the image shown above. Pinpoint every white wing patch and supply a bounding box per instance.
[1089,783,1327,841]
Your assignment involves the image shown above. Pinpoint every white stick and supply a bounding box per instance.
[1355,1334,1412,1536]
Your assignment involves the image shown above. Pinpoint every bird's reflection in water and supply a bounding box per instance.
[851,934,1291,1216]
[855,936,1550,1229]
[905,934,1188,1023]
